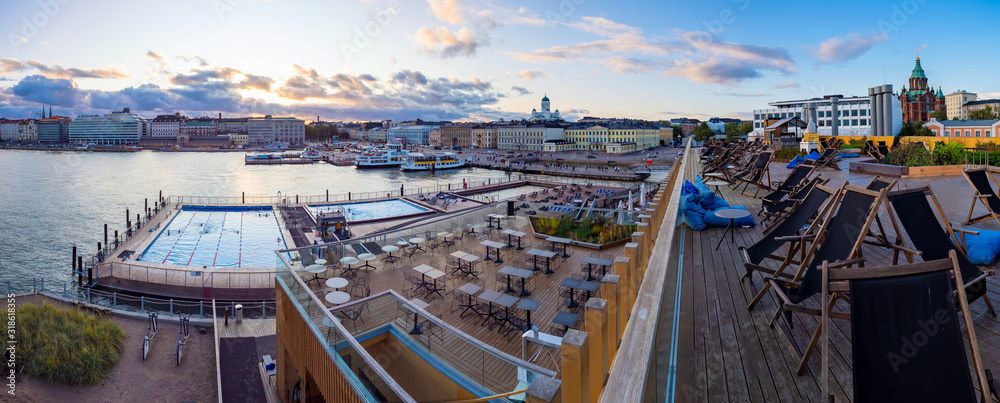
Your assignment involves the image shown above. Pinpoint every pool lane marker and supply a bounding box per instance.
[161,208,199,264]
[238,211,243,268]
[187,210,213,266]
[212,211,227,267]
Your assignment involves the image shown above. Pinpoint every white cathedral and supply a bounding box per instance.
[530,94,562,122]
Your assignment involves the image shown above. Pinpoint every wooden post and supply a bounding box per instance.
[631,231,645,274]
[326,189,329,202]
[601,274,621,356]
[614,256,632,327]
[525,375,562,403]
[585,298,609,400]
[561,329,590,403]
[242,191,245,204]
[72,245,78,285]
[104,224,108,249]
[622,244,638,311]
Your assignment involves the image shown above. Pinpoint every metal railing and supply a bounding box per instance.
[96,261,277,290]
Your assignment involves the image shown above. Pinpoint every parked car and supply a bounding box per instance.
[587,154,597,159]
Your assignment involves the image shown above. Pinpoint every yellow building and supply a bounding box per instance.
[564,124,659,154]
[946,90,977,119]
[471,125,497,148]
[228,134,249,146]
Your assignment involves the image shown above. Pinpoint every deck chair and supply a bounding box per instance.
[760,164,814,208]
[886,186,996,316]
[813,148,839,169]
[764,184,889,374]
[860,176,898,249]
[727,153,760,183]
[741,183,837,310]
[759,176,830,224]
[734,152,773,195]
[819,253,994,402]
[962,168,1000,226]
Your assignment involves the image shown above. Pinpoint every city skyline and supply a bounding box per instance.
[1,0,998,122]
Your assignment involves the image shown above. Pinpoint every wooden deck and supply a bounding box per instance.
[291,213,625,393]
[673,154,1000,401]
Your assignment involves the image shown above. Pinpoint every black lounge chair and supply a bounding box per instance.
[813,147,839,169]
[760,164,814,208]
[819,253,995,402]
[886,186,996,315]
[759,176,829,224]
[734,152,773,195]
[764,184,889,374]
[861,176,898,248]
[962,168,1000,226]
[741,183,836,310]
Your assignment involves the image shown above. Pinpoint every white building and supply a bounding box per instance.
[150,114,182,137]
[1,120,22,142]
[946,90,977,120]
[367,127,387,143]
[247,116,305,146]
[497,124,565,151]
[69,108,148,145]
[750,91,902,140]
[529,95,562,122]
[386,125,438,145]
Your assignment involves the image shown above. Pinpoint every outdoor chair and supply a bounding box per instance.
[760,164,815,208]
[734,151,773,196]
[764,184,890,374]
[962,168,1000,226]
[759,176,829,224]
[819,253,996,402]
[886,186,996,316]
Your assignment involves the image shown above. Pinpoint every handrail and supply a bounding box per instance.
[212,299,224,403]
[277,253,415,402]
[330,289,558,379]
[600,137,690,401]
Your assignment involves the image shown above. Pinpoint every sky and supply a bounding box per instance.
[1,0,998,123]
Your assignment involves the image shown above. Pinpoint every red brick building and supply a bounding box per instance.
[898,56,945,122]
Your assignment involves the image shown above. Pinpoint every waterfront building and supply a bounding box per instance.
[529,94,562,122]
[248,116,305,146]
[37,116,71,143]
[2,119,36,142]
[150,114,183,137]
[227,133,249,146]
[69,108,148,145]
[440,123,473,148]
[218,117,248,135]
[180,119,218,137]
[471,125,497,148]
[669,118,700,136]
[428,128,442,146]
[386,125,438,146]
[750,89,902,141]
[961,99,1000,120]
[946,90,977,120]
[656,124,675,145]
[497,123,565,151]
[924,118,1000,138]
[898,56,945,122]
[563,124,659,153]
[367,127,387,143]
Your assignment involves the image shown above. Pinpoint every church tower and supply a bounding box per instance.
[541,94,550,112]
[909,56,928,91]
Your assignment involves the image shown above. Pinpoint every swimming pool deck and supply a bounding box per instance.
[669,154,1000,401]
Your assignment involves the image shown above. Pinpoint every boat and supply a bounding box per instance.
[400,152,466,171]
[302,147,323,161]
[355,142,410,169]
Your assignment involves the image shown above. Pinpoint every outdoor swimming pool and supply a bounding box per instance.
[138,206,287,268]
[308,199,429,222]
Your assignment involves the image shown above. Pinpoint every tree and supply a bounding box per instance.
[724,121,753,140]
[914,125,934,136]
[931,109,947,121]
[671,124,684,138]
[692,122,715,142]
[970,105,998,120]
[898,121,921,137]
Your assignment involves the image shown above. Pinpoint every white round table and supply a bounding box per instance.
[409,237,427,253]
[304,264,326,285]
[326,291,351,305]
[325,277,348,289]
[358,253,377,270]
[713,209,752,251]
[339,256,359,265]
[315,258,327,265]
[381,245,400,263]
[704,180,729,193]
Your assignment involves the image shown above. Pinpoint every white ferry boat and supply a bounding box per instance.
[400,152,466,171]
[355,142,410,169]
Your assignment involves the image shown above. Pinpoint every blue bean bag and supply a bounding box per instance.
[786,154,806,168]
[704,195,730,211]
[806,151,822,160]
[682,180,698,196]
[962,229,1000,265]
[681,194,707,230]
[703,206,757,227]
[839,153,859,158]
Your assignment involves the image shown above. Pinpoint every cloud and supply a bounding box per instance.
[414,27,486,58]
[913,44,928,53]
[770,81,800,89]
[10,75,82,106]
[0,58,129,79]
[145,50,165,61]
[511,86,531,95]
[812,33,888,63]
[426,0,465,24]
[518,70,546,80]
[177,54,209,66]
[508,17,794,85]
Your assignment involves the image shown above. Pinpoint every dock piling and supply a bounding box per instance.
[72,245,77,283]
[326,189,329,202]
[145,198,148,214]
[104,224,108,248]
[126,208,130,230]
[242,192,245,204]
[78,256,83,287]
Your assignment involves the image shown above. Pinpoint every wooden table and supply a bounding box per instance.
[526,248,557,274]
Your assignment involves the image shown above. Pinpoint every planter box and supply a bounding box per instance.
[838,148,861,154]
[849,162,966,178]
[525,217,632,250]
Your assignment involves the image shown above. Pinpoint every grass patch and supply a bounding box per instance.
[15,302,125,385]
[530,214,636,245]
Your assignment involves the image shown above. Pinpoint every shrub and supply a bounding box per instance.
[847,136,868,148]
[885,143,934,167]
[773,146,806,160]
[530,214,636,244]
[16,302,125,386]
[932,141,965,165]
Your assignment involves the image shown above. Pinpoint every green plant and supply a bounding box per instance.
[530,214,636,244]
[16,302,125,386]
[885,143,934,167]
[932,141,965,165]
[773,146,806,160]
[847,136,868,148]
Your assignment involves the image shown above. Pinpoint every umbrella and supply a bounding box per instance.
[640,183,647,209]
[627,191,634,211]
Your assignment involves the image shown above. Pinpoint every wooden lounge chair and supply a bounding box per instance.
[763,184,890,374]
[758,175,829,225]
[760,164,815,210]
[886,186,996,315]
[962,168,1000,226]
[741,183,837,310]
[819,253,994,402]
[734,152,773,195]
[813,147,839,169]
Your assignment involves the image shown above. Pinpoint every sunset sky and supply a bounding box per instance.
[1,0,998,122]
